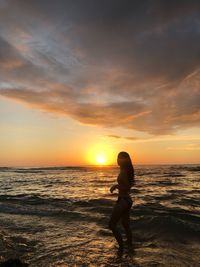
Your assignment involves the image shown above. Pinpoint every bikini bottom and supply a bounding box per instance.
[117,196,133,209]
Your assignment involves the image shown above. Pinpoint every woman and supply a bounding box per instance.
[108,151,135,254]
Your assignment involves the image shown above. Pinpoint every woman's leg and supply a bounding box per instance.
[108,202,124,249]
[121,207,132,246]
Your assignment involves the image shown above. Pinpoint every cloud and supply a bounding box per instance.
[167,143,200,151]
[106,135,139,141]
[0,37,23,70]
[0,0,200,134]
[0,87,147,128]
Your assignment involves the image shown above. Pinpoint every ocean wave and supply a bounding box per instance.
[0,194,113,206]
[0,203,89,219]
[0,167,13,172]
[156,180,181,186]
[135,171,161,176]
[176,197,200,207]
[170,165,200,172]
[0,166,89,173]
[161,172,185,177]
[89,179,114,184]
[0,194,71,206]
[0,194,114,219]
[133,214,200,240]
[186,166,200,172]
[74,198,113,207]
[1,195,199,231]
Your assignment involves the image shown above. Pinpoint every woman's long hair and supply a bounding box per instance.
[117,151,134,185]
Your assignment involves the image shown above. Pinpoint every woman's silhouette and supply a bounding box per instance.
[109,151,135,255]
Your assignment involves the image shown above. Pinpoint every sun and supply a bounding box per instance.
[86,143,115,166]
[96,154,107,165]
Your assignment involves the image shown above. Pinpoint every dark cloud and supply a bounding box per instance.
[106,135,139,141]
[0,37,23,69]
[0,87,147,127]
[0,0,200,134]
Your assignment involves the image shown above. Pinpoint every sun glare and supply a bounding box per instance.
[96,154,107,165]
[86,143,115,166]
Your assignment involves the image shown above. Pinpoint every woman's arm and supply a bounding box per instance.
[110,184,119,193]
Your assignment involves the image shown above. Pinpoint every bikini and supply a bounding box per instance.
[117,171,133,209]
[117,195,133,209]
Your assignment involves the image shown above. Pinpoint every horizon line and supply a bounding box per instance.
[0,163,199,168]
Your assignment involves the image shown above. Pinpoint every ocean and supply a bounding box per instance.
[0,165,199,267]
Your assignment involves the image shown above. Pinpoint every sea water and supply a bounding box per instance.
[0,165,199,266]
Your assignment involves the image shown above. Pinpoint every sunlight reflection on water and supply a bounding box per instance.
[0,165,199,266]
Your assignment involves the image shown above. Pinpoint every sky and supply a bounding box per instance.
[0,0,200,166]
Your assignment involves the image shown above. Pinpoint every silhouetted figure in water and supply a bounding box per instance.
[109,151,135,255]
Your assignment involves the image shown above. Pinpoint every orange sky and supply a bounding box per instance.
[1,98,200,167]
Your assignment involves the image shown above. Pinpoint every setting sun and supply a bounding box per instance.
[86,143,116,166]
[95,154,107,165]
